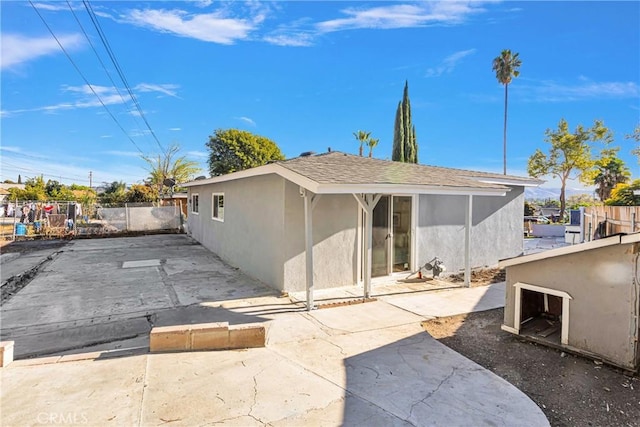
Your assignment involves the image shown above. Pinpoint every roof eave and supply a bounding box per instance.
[499,233,628,268]
[314,183,508,196]
[183,162,509,196]
[474,177,544,187]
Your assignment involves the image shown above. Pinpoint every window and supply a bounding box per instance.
[212,193,224,221]
[191,194,199,214]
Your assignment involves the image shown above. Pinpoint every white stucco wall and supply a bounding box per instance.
[416,187,524,272]
[282,181,359,292]
[503,243,638,370]
[187,174,285,290]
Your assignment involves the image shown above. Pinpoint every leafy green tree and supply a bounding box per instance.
[524,201,535,216]
[353,130,371,157]
[44,180,74,200]
[207,129,285,176]
[100,181,127,205]
[590,148,630,201]
[8,176,47,201]
[627,123,640,163]
[606,180,640,206]
[367,137,379,158]
[125,184,158,203]
[392,81,418,163]
[142,143,200,198]
[527,119,612,218]
[567,194,598,209]
[492,49,522,175]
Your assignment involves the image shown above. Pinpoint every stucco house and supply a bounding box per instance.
[184,152,541,309]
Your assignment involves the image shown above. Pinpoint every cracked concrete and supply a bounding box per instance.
[0,235,549,426]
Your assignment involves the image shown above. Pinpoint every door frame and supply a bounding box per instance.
[357,194,418,282]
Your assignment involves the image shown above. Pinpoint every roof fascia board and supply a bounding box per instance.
[499,234,623,268]
[621,233,640,245]
[314,183,508,196]
[474,177,544,187]
[182,164,320,193]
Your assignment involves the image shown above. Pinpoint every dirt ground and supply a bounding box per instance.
[423,308,639,427]
[443,267,506,287]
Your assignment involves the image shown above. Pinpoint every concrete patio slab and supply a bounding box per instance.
[0,235,549,426]
[383,282,506,318]
[1,354,146,426]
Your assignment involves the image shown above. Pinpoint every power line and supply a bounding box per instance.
[65,0,147,135]
[83,0,166,156]
[1,162,91,183]
[28,0,146,155]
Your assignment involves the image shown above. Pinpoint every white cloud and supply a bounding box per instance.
[31,2,75,11]
[236,116,256,126]
[3,82,179,116]
[103,150,141,158]
[121,8,257,44]
[316,3,486,32]
[1,33,84,70]
[135,83,180,98]
[521,79,640,102]
[0,151,144,186]
[187,150,209,159]
[426,48,476,77]
[0,146,23,154]
[263,33,314,47]
[169,127,182,131]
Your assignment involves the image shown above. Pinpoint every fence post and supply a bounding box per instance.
[12,198,17,241]
[125,203,129,232]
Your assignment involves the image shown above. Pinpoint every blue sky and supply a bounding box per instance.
[2,1,639,190]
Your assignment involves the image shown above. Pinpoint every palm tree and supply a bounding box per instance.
[367,137,379,158]
[593,150,630,201]
[492,49,522,175]
[141,143,201,198]
[353,130,371,157]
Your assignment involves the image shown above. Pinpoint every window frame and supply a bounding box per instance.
[211,192,224,222]
[191,193,199,215]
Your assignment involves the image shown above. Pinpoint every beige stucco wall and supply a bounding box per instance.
[187,174,286,290]
[417,187,524,272]
[503,243,639,370]
[282,181,359,292]
[187,177,359,293]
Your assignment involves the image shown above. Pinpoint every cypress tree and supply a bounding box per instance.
[392,101,405,161]
[392,81,418,163]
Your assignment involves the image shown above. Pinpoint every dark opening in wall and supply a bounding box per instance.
[519,289,563,345]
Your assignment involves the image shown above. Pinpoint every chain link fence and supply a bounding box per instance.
[0,200,183,241]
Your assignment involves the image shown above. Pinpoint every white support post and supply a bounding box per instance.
[464,195,473,287]
[302,188,314,311]
[353,194,381,300]
[364,204,373,299]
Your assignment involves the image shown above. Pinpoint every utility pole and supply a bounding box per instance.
[89,171,93,189]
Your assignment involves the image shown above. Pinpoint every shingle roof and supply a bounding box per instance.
[277,151,540,189]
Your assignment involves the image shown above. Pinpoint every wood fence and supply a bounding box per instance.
[583,206,640,241]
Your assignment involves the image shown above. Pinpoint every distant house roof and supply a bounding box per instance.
[0,183,25,191]
[184,152,542,196]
